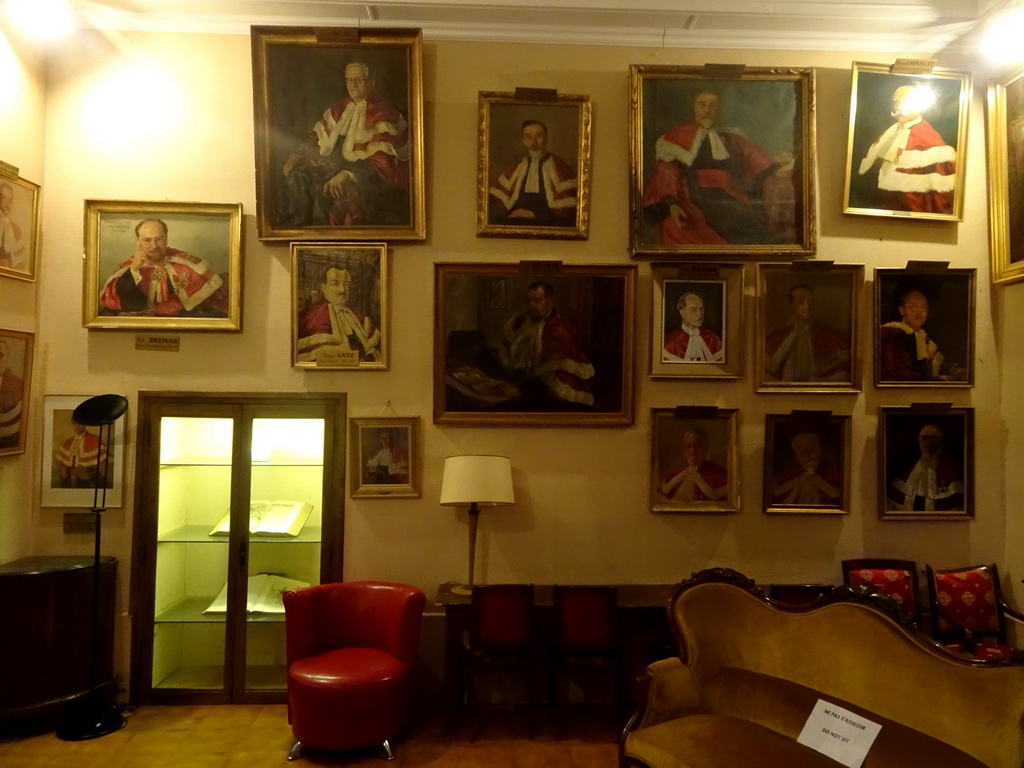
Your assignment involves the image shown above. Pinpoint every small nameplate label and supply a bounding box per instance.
[135,335,180,352]
[797,700,881,768]
[317,348,359,366]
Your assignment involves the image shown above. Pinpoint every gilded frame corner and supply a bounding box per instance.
[987,62,1024,284]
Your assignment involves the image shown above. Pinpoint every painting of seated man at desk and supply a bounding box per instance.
[650,407,738,513]
[435,264,635,427]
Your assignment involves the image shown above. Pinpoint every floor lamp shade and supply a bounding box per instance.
[440,456,514,595]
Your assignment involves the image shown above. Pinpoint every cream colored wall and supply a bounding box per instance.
[30,32,1018,690]
[0,25,45,564]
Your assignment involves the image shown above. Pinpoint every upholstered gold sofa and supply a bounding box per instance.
[620,568,1024,768]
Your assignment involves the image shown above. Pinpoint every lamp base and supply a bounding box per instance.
[450,584,474,596]
[56,696,126,741]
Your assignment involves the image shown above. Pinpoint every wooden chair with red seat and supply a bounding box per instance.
[283,580,426,762]
[548,585,625,736]
[840,558,921,626]
[926,563,1024,661]
[462,583,539,738]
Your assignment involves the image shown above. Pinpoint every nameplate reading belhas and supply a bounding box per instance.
[135,335,180,352]
[796,699,881,768]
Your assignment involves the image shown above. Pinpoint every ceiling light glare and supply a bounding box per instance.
[4,0,76,42]
[981,5,1024,66]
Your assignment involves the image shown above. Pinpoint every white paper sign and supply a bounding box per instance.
[796,699,882,768]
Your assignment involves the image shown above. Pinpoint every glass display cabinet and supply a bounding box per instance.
[130,392,346,705]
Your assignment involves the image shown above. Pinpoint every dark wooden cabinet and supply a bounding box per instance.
[0,556,117,723]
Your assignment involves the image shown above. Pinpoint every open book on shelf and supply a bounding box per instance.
[202,573,310,614]
[208,500,313,537]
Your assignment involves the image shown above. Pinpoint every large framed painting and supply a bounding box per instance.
[41,395,126,508]
[650,262,744,379]
[987,62,1024,284]
[874,266,974,387]
[434,262,636,427]
[82,200,243,331]
[477,90,591,240]
[650,406,739,514]
[291,242,388,370]
[844,62,971,221]
[349,416,420,499]
[763,411,849,515]
[629,64,817,258]
[756,262,862,393]
[0,163,40,282]
[0,328,33,457]
[251,26,425,242]
[879,405,973,521]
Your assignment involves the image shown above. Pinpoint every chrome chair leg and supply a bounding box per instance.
[382,738,395,760]
[287,740,303,761]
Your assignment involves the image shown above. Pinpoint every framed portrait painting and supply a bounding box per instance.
[629,64,817,258]
[650,407,739,514]
[878,406,973,521]
[292,242,388,370]
[40,395,125,508]
[348,416,420,499]
[844,62,971,221]
[874,266,974,387]
[477,90,591,240]
[987,63,1024,284]
[650,262,743,379]
[0,328,33,457]
[251,26,425,242]
[763,411,849,515]
[434,262,636,427]
[82,200,243,331]
[0,163,40,282]
[756,262,862,393]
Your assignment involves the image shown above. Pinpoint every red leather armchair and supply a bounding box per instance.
[283,581,426,761]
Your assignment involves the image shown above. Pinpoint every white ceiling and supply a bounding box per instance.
[72,0,1009,53]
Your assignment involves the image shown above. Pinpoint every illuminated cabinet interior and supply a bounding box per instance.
[129,392,346,705]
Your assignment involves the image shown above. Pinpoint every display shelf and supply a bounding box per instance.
[154,596,288,624]
[158,525,323,544]
[154,665,224,691]
[160,460,323,468]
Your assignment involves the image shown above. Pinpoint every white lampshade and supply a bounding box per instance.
[440,455,514,507]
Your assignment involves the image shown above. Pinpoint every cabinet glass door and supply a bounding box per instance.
[241,416,325,694]
[153,416,234,692]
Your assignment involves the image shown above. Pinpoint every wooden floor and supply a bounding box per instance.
[0,704,624,768]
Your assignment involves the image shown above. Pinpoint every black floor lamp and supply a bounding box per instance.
[57,394,129,742]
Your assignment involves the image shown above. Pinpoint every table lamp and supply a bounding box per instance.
[440,455,514,596]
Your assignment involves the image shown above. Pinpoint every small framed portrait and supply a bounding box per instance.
[879,406,973,521]
[0,163,40,282]
[650,407,739,513]
[874,266,975,387]
[844,62,971,221]
[763,411,849,515]
[349,416,420,499]
[987,63,1024,284]
[629,64,817,258]
[434,262,636,427]
[650,262,744,379]
[477,90,591,240]
[756,262,863,393]
[82,200,243,332]
[0,328,33,457]
[251,26,425,242]
[41,395,126,508]
[292,242,388,370]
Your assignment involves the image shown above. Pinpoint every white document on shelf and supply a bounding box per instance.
[202,573,310,614]
[796,699,882,768]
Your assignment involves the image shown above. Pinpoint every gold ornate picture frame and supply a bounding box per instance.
[987,62,1024,284]
[251,26,425,242]
[629,64,817,258]
[477,90,591,240]
[650,262,744,379]
[763,411,849,515]
[83,200,243,332]
[650,406,739,514]
[349,416,420,499]
[0,162,40,283]
[844,61,971,221]
[291,242,388,370]
[0,327,33,457]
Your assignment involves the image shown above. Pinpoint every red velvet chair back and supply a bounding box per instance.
[469,584,534,652]
[927,563,1005,641]
[553,585,617,651]
[841,558,920,625]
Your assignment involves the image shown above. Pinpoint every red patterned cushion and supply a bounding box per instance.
[934,569,1000,634]
[850,567,916,621]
